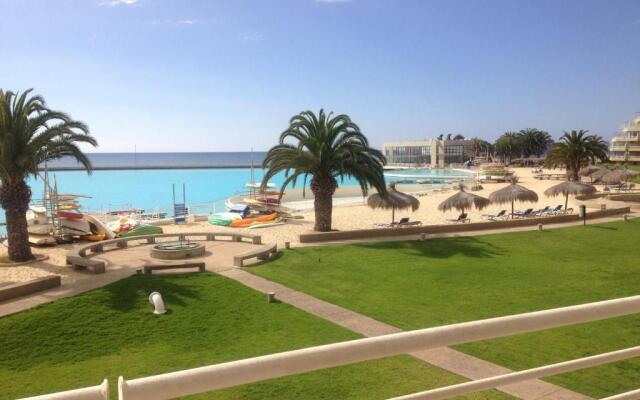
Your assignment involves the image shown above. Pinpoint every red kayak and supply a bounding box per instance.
[56,211,84,219]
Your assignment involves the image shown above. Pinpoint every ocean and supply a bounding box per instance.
[43,152,268,170]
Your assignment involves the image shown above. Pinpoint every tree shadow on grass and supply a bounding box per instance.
[104,273,202,312]
[354,236,505,260]
[587,225,618,231]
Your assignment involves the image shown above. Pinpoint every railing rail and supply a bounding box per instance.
[18,379,108,400]
[116,295,640,400]
[389,346,640,400]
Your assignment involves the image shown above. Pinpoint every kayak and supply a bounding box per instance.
[56,211,83,219]
[208,212,242,226]
[248,221,285,229]
[119,225,163,238]
[230,212,277,228]
[84,232,106,242]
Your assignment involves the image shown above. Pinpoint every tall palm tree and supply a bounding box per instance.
[0,89,97,261]
[494,132,521,164]
[545,130,608,181]
[518,128,553,158]
[262,110,387,232]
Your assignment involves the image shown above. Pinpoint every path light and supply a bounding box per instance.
[149,292,166,315]
[267,292,276,303]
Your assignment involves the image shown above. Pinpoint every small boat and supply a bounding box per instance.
[245,182,276,189]
[84,232,106,242]
[28,234,56,246]
[56,211,83,219]
[28,224,52,235]
[248,221,285,229]
[85,214,115,240]
[229,212,277,228]
[60,218,92,235]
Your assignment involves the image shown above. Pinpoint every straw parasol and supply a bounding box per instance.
[578,166,601,177]
[601,169,640,185]
[367,183,420,224]
[590,168,610,182]
[438,184,489,214]
[544,181,596,211]
[488,179,539,218]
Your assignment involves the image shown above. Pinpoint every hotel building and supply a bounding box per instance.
[609,114,640,163]
[382,139,471,167]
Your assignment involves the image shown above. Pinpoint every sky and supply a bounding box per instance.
[1,0,639,152]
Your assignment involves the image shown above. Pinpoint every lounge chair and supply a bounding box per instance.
[534,206,551,216]
[394,217,422,227]
[547,205,563,215]
[513,208,533,218]
[481,210,507,221]
[447,213,470,223]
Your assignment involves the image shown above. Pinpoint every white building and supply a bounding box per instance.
[610,114,640,163]
[383,139,470,167]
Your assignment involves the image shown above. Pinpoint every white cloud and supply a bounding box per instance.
[176,19,200,25]
[101,0,140,6]
[149,18,211,27]
[242,33,264,42]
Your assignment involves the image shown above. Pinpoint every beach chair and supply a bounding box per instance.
[447,213,470,223]
[513,208,533,218]
[534,206,551,216]
[547,205,563,215]
[399,219,422,227]
[481,210,506,221]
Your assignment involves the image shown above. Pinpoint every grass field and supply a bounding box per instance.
[0,273,512,400]
[252,220,640,397]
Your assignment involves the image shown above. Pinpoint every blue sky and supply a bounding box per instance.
[1,0,639,152]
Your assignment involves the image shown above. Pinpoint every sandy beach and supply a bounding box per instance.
[0,167,630,286]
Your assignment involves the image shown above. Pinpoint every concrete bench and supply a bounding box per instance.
[67,254,106,274]
[143,262,206,274]
[0,275,62,302]
[233,244,278,267]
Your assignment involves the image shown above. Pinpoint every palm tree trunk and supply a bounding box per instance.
[0,181,34,261]
[311,176,338,232]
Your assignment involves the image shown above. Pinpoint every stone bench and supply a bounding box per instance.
[143,262,206,274]
[0,275,62,302]
[233,244,278,267]
[67,254,106,274]
[67,231,264,273]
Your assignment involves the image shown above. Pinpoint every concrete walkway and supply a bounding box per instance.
[216,267,591,400]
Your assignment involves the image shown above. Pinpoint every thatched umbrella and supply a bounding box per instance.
[544,181,596,211]
[488,179,539,218]
[578,166,601,177]
[601,169,640,185]
[367,183,420,224]
[590,168,610,182]
[438,185,490,214]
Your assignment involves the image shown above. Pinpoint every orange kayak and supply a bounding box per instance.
[230,213,277,227]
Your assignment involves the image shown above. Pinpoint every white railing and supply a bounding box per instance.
[22,296,640,400]
[17,379,108,400]
[116,295,640,400]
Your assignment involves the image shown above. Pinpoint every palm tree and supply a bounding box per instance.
[494,132,521,164]
[0,89,97,261]
[545,130,608,181]
[518,128,553,158]
[262,110,387,232]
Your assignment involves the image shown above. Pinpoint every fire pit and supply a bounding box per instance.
[150,241,205,260]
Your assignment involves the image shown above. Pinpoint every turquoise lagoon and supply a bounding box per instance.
[0,167,472,232]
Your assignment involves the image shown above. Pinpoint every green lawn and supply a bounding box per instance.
[0,273,511,400]
[251,220,640,398]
